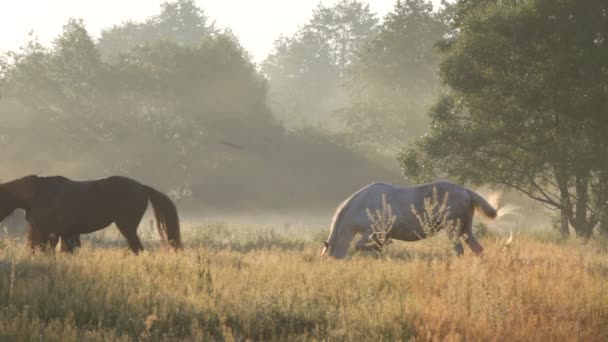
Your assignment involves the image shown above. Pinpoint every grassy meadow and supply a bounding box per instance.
[1,222,608,341]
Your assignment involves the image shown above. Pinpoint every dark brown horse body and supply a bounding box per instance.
[0,175,182,253]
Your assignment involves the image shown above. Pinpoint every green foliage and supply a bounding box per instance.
[0,1,400,212]
[262,0,378,129]
[97,0,216,60]
[341,0,452,150]
[400,0,608,238]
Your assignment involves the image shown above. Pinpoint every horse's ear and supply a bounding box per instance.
[324,241,329,248]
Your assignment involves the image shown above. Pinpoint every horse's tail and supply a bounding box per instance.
[145,186,182,250]
[467,189,497,219]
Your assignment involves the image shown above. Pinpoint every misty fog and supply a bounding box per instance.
[0,0,553,233]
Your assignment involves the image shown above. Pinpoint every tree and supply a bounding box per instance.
[2,20,119,150]
[400,0,608,239]
[341,0,451,151]
[0,9,401,212]
[97,0,215,59]
[51,19,109,140]
[262,0,378,129]
[306,0,380,73]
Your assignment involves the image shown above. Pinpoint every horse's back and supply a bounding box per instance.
[340,181,473,239]
[76,176,149,212]
[40,175,145,199]
[29,175,150,234]
[382,181,471,216]
[351,181,469,209]
[337,182,409,228]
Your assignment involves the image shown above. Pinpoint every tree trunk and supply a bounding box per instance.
[594,172,608,237]
[597,205,608,237]
[599,219,608,237]
[555,167,573,239]
[571,173,593,239]
[559,208,570,238]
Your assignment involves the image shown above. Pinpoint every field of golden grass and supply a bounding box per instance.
[1,223,608,341]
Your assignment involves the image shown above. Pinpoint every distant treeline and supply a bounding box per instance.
[400,0,608,238]
[2,0,605,237]
[2,0,446,211]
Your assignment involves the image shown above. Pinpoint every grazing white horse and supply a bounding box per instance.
[322,181,497,259]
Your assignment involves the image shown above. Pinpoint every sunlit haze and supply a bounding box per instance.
[0,0,447,62]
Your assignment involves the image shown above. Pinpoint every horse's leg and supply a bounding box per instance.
[462,211,483,255]
[354,230,378,252]
[72,235,81,248]
[447,226,465,256]
[464,235,483,255]
[49,234,60,252]
[116,222,144,254]
[59,234,81,253]
[116,197,148,254]
[27,225,50,253]
[453,240,465,256]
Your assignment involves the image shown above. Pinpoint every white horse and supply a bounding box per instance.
[322,181,497,259]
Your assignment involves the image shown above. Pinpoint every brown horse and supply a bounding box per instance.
[0,175,182,253]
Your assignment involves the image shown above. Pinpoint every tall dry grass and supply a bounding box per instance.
[0,223,607,341]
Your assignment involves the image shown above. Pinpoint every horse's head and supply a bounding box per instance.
[0,188,16,221]
[320,239,350,259]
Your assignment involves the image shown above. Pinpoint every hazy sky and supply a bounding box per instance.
[0,0,446,62]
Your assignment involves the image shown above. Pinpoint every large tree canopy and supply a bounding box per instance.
[97,0,216,59]
[400,0,608,238]
[0,1,400,212]
[261,0,378,129]
[341,0,452,151]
